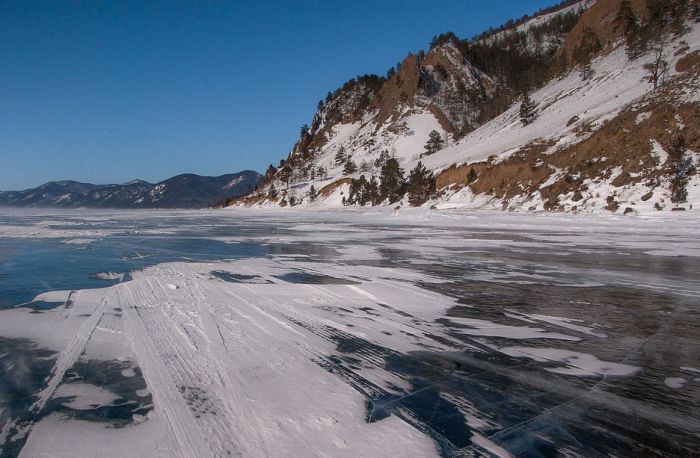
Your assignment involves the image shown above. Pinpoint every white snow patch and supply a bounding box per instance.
[519,313,607,338]
[664,377,687,389]
[500,347,640,377]
[650,140,668,166]
[92,272,126,281]
[635,111,651,124]
[62,238,96,245]
[53,383,121,410]
[446,317,579,341]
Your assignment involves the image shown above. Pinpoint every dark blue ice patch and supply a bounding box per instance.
[275,271,359,284]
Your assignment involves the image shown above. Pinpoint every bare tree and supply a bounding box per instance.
[643,36,670,90]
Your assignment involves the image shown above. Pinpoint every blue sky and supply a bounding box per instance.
[1,0,560,190]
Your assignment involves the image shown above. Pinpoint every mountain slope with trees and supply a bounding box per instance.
[230,0,700,214]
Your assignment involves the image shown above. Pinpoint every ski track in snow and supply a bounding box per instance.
[33,294,106,412]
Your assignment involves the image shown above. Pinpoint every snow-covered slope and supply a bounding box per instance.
[233,0,700,214]
[515,0,590,33]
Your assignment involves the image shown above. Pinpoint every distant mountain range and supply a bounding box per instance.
[0,171,262,208]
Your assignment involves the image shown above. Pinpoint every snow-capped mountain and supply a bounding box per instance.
[0,171,261,208]
[233,0,700,213]
[129,172,261,208]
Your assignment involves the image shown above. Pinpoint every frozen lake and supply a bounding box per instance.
[0,208,698,457]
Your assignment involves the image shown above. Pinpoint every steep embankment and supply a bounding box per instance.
[231,0,700,214]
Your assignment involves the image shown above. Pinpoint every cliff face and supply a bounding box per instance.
[299,41,496,158]
[233,0,700,214]
[559,0,648,60]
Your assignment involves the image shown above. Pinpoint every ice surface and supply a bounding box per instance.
[0,208,698,457]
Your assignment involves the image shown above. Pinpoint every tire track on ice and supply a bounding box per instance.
[119,277,245,457]
[119,282,203,458]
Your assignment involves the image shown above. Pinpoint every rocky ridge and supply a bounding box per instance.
[231,0,700,214]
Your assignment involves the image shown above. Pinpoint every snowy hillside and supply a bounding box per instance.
[231,0,700,215]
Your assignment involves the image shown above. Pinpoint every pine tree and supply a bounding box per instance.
[368,176,381,205]
[346,180,359,206]
[317,166,326,180]
[265,164,277,182]
[379,158,405,203]
[615,1,644,59]
[645,0,688,37]
[583,61,594,80]
[349,175,370,206]
[279,167,292,189]
[343,159,357,175]
[573,27,601,80]
[625,28,646,59]
[614,0,638,37]
[424,130,444,156]
[346,175,383,206]
[519,93,537,126]
[670,134,693,203]
[309,185,317,201]
[374,150,390,168]
[407,162,435,206]
[268,183,278,198]
[467,168,478,183]
[334,147,347,166]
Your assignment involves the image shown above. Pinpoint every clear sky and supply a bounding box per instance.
[1,0,560,190]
